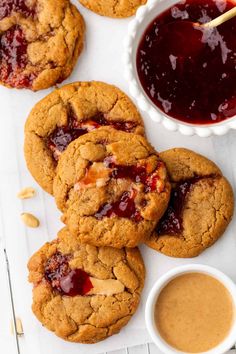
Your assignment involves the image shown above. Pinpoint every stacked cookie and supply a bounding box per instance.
[147,148,234,258]
[25,81,234,343]
[25,81,155,343]
[25,82,171,249]
[78,0,147,18]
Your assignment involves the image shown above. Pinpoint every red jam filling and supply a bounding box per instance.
[156,177,201,235]
[47,113,85,160]
[136,0,236,124]
[47,113,137,160]
[44,252,93,296]
[0,0,35,20]
[104,156,161,192]
[59,269,93,297]
[95,189,142,222]
[0,26,34,88]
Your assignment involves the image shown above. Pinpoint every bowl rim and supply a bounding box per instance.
[123,0,236,137]
[145,264,236,354]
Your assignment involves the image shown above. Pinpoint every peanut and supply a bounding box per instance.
[10,318,24,336]
[89,277,124,296]
[21,213,40,228]
[17,187,36,199]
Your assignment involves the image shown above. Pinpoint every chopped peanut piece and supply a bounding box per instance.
[21,213,40,228]
[89,277,125,296]
[17,187,36,199]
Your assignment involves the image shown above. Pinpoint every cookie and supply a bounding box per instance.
[24,81,144,194]
[28,227,145,343]
[0,0,84,90]
[146,148,234,258]
[53,127,170,248]
[79,0,147,18]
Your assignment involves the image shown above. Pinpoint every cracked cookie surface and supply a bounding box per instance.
[24,81,144,194]
[53,127,170,248]
[146,148,234,258]
[28,227,145,343]
[79,0,147,18]
[0,0,84,90]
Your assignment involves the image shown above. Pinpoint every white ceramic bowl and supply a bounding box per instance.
[145,264,236,354]
[123,0,236,137]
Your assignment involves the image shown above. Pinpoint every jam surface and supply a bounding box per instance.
[95,189,142,222]
[104,156,160,192]
[47,113,137,160]
[0,0,35,20]
[0,26,34,88]
[157,177,201,235]
[44,252,93,296]
[137,0,236,124]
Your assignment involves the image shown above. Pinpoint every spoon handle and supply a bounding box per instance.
[203,6,236,28]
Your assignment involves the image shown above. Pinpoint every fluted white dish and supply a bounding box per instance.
[123,0,236,137]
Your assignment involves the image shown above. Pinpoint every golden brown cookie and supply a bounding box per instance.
[146,148,234,258]
[24,81,144,194]
[53,127,170,248]
[79,0,147,18]
[28,227,145,343]
[0,0,84,90]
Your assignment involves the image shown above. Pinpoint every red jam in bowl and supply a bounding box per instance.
[136,0,236,124]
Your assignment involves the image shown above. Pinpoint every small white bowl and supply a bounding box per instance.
[145,264,236,354]
[123,0,236,137]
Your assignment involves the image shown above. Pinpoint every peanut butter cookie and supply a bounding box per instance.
[53,127,170,248]
[79,0,147,18]
[146,148,234,258]
[28,227,145,343]
[24,81,144,194]
[0,0,84,90]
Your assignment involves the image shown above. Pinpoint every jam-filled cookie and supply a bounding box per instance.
[28,228,145,343]
[0,0,84,90]
[53,127,170,248]
[24,81,144,194]
[146,148,234,258]
[79,0,147,18]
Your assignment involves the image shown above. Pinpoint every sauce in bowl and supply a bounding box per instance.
[136,0,236,125]
[155,272,234,352]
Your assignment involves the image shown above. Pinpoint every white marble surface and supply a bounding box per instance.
[0,1,236,354]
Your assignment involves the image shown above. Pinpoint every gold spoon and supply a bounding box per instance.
[160,6,236,57]
[201,6,236,28]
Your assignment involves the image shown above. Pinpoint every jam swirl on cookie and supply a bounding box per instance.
[0,1,36,88]
[104,156,163,193]
[47,112,138,161]
[95,189,142,222]
[0,0,35,20]
[44,252,93,296]
[0,26,36,88]
[77,156,166,222]
[156,177,207,235]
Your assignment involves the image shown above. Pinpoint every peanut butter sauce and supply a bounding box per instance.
[155,272,234,353]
